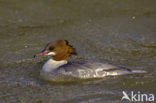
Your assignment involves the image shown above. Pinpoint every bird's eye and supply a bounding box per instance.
[49,46,54,51]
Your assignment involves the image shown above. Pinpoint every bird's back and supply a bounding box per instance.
[55,60,132,79]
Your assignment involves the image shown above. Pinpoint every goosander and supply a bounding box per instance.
[34,40,146,81]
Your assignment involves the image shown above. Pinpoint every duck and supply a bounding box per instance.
[34,40,146,81]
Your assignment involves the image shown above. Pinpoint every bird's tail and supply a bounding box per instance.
[131,70,147,74]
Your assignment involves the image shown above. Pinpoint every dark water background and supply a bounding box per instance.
[0,0,156,103]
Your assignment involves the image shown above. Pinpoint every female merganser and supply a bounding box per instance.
[34,40,146,81]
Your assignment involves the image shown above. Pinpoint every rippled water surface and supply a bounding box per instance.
[0,0,156,103]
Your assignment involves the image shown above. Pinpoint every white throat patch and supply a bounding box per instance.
[47,52,56,56]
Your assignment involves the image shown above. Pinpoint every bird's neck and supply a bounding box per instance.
[42,59,67,72]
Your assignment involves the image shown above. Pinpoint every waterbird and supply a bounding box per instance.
[34,40,146,81]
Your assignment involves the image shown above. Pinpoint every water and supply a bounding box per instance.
[0,0,156,103]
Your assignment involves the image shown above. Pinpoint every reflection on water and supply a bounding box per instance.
[0,0,156,103]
